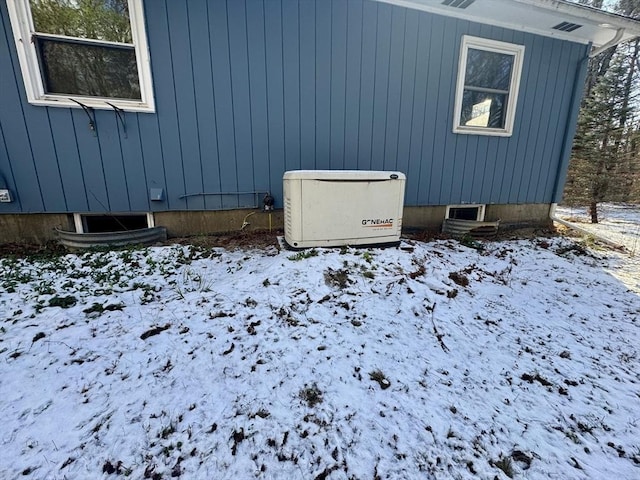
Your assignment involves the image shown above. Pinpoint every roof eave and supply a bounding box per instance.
[513,0,640,33]
[374,0,640,47]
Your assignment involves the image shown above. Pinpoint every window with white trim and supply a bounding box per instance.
[445,204,486,221]
[453,36,524,136]
[7,0,154,112]
[73,212,154,233]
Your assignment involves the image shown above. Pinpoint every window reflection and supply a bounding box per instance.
[37,38,140,99]
[29,0,139,100]
[461,91,506,128]
[465,48,513,91]
[460,48,513,129]
[30,0,132,43]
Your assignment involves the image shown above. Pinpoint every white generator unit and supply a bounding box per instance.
[283,170,406,248]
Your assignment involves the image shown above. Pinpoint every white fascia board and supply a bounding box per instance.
[374,0,640,47]
[513,0,640,33]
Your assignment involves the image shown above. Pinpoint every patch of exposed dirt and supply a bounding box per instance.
[140,324,171,340]
[403,225,560,243]
[0,241,67,259]
[0,225,565,259]
[0,230,283,258]
[170,229,283,250]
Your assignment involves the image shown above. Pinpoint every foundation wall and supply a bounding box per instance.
[0,214,74,244]
[0,204,552,244]
[153,210,284,238]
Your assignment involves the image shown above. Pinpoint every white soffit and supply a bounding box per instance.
[375,0,640,47]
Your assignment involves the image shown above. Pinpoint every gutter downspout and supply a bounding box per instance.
[590,28,625,58]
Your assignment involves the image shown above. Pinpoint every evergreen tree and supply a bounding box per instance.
[564,0,640,222]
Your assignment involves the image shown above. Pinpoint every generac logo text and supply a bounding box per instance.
[362,219,393,227]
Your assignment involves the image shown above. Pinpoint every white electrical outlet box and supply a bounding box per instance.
[0,189,12,203]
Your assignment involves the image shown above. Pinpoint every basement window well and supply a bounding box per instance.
[445,204,486,221]
[73,213,154,234]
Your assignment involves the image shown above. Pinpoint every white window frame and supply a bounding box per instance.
[73,212,155,233]
[453,36,524,137]
[445,204,486,222]
[6,0,155,113]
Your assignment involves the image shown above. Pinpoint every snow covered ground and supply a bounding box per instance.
[556,203,640,293]
[1,227,639,479]
[556,203,640,254]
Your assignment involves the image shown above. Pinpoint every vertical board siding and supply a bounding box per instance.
[143,0,186,210]
[1,1,44,213]
[447,20,472,204]
[118,114,150,212]
[384,8,406,172]
[524,35,555,203]
[314,2,332,168]
[169,0,205,211]
[516,29,546,203]
[499,30,525,205]
[298,1,316,170]
[208,0,239,208]
[282,0,301,173]
[370,3,392,172]
[245,0,270,194]
[97,112,130,212]
[0,120,21,212]
[395,11,419,177]
[329,0,348,170]
[509,33,544,203]
[407,13,431,205]
[543,42,584,201]
[47,109,88,212]
[137,114,168,211]
[187,0,220,210]
[356,1,377,171]
[343,0,363,171]
[0,0,590,217]
[428,15,456,204]
[23,107,67,212]
[72,108,110,211]
[263,0,286,193]
[227,0,255,203]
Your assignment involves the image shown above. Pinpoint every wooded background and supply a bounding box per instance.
[564,0,640,221]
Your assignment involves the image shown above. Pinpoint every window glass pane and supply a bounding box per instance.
[30,0,132,43]
[460,90,506,128]
[465,48,513,91]
[449,207,480,220]
[37,37,141,99]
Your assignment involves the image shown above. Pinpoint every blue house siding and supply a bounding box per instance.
[0,0,590,215]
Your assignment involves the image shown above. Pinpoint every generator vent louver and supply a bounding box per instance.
[441,0,476,9]
[552,21,583,32]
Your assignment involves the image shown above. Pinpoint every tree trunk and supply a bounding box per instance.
[589,201,599,223]
[617,39,639,138]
